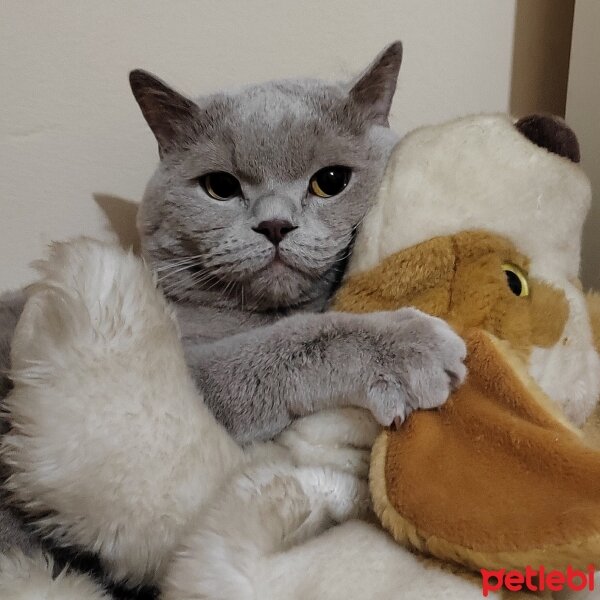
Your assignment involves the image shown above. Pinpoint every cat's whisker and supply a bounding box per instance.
[154,252,206,266]
[188,225,229,233]
[186,268,227,292]
[204,276,230,294]
[190,274,222,291]
[331,251,353,264]
[156,251,211,265]
[154,255,205,273]
[154,262,193,275]
[352,215,367,232]
[189,271,217,285]
[154,264,196,280]
[157,262,205,283]
[154,257,195,269]
[222,281,235,300]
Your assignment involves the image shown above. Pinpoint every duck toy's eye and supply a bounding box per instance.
[501,263,530,297]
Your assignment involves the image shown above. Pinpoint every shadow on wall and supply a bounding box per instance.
[510,0,575,118]
[94,194,141,254]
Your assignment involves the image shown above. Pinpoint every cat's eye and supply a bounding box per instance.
[309,166,351,198]
[201,172,241,201]
[502,263,529,297]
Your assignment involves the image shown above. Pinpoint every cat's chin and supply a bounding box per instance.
[242,260,318,310]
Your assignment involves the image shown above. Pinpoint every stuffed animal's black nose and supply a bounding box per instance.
[253,220,297,245]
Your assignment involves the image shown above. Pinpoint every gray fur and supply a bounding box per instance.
[0,506,35,556]
[0,290,38,564]
[0,290,25,422]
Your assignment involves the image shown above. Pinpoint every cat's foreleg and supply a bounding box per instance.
[186,308,466,444]
[1,239,243,587]
[273,406,379,478]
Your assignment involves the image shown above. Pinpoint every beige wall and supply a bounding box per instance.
[0,1,516,289]
[566,0,600,289]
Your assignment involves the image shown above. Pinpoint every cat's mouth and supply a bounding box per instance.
[246,248,310,283]
[273,246,326,278]
[180,244,327,290]
[266,250,293,273]
[272,249,286,265]
[268,247,311,276]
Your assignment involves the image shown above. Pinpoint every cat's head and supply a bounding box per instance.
[131,43,402,311]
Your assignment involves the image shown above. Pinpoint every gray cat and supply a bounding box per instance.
[130,41,464,445]
[0,42,466,597]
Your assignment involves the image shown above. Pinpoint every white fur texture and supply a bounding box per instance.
[272,407,379,478]
[1,239,485,599]
[162,461,369,600]
[162,462,490,600]
[2,240,243,585]
[348,114,599,425]
[0,550,108,600]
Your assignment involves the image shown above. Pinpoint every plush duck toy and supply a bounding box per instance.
[332,113,600,573]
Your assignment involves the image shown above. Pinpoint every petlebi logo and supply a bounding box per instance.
[481,565,596,596]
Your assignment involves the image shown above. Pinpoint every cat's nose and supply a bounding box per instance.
[252,220,297,245]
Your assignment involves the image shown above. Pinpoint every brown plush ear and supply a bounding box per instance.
[515,114,580,163]
[129,69,200,156]
[349,41,403,126]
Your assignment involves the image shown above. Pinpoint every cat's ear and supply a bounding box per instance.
[129,69,199,156]
[349,41,403,126]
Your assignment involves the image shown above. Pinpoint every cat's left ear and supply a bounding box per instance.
[349,41,403,126]
[129,69,200,156]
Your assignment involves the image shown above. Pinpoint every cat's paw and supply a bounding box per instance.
[361,308,466,426]
[275,408,378,477]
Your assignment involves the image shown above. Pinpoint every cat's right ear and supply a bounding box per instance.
[129,70,199,156]
[349,41,403,126]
